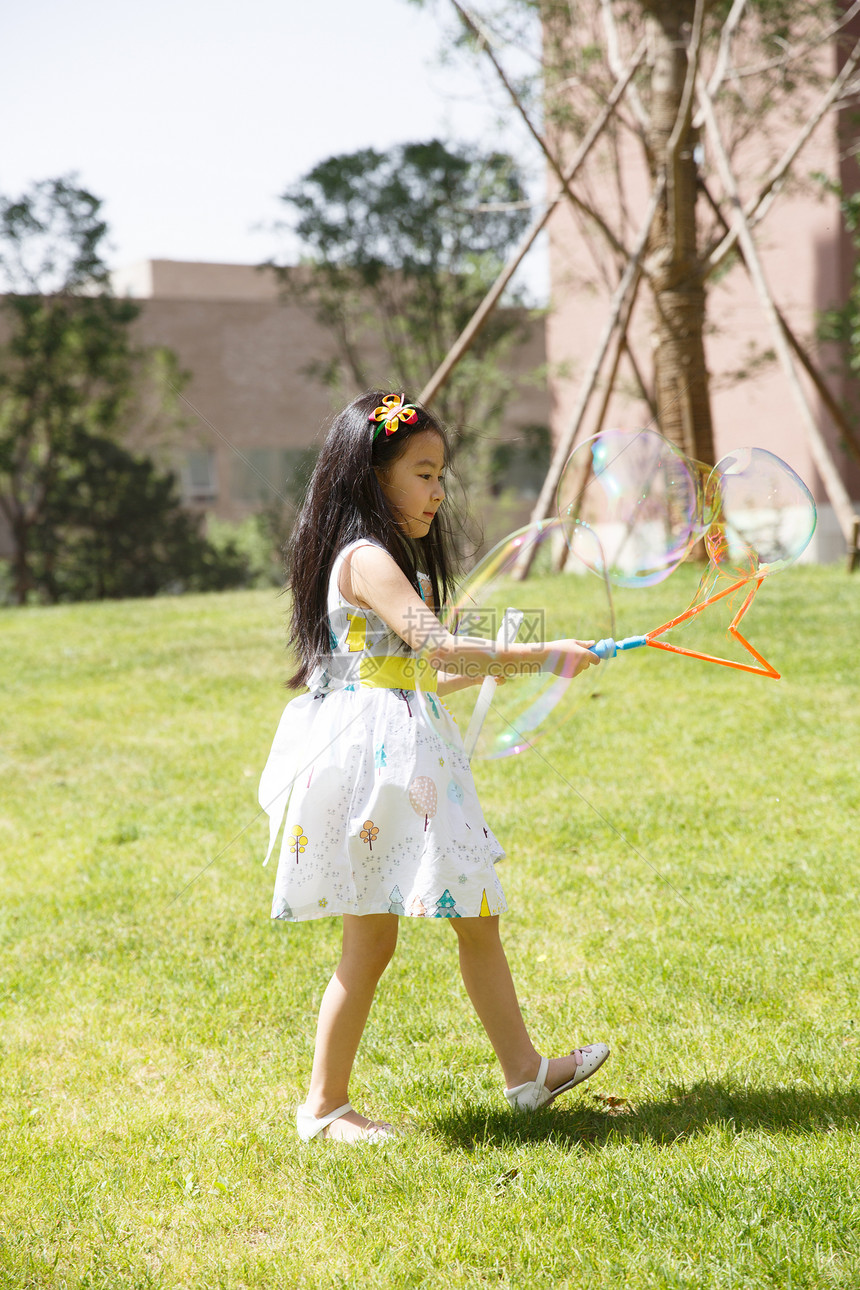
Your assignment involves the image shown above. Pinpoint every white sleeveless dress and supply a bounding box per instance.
[259,540,506,922]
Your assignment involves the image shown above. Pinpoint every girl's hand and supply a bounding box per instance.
[543,639,599,677]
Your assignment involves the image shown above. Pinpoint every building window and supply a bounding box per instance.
[230,448,317,505]
[182,449,218,503]
[489,424,551,498]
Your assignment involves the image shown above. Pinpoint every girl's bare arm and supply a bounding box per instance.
[343,545,598,680]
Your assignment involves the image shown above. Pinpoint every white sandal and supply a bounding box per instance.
[504,1044,610,1112]
[296,1101,398,1142]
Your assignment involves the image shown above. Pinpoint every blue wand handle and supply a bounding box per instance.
[589,635,648,660]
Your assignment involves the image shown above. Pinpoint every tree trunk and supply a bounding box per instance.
[643,0,716,466]
[11,514,31,606]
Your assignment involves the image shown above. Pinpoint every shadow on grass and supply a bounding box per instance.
[431,1080,860,1152]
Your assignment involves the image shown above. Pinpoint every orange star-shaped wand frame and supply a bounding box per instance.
[644,573,780,679]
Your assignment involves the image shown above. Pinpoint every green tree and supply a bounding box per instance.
[0,176,183,603]
[26,428,249,602]
[271,140,535,473]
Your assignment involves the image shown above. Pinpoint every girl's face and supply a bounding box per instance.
[377,430,446,540]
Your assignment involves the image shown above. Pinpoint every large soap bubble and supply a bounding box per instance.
[419,518,614,760]
[551,429,816,684]
[558,428,708,587]
[704,446,817,579]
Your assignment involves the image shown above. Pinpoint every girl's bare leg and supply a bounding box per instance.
[304,913,398,1140]
[450,915,587,1091]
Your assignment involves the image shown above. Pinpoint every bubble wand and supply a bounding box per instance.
[589,572,780,679]
[557,433,818,686]
[444,433,814,761]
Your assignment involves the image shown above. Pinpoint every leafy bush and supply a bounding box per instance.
[20,429,251,601]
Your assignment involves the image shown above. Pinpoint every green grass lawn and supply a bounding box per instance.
[1,565,858,1288]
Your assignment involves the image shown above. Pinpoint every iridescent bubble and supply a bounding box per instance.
[558,428,705,587]
[705,446,817,577]
[419,518,614,760]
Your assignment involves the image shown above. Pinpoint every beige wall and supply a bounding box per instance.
[114,260,283,302]
[121,260,551,528]
[125,265,342,520]
[0,259,549,564]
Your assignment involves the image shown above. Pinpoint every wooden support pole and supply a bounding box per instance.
[704,33,860,278]
[849,517,860,573]
[451,2,636,264]
[451,3,661,448]
[698,77,859,552]
[622,338,658,424]
[417,44,645,408]
[700,172,860,463]
[527,181,663,524]
[776,312,860,465]
[553,266,647,571]
[702,0,748,103]
[511,178,664,580]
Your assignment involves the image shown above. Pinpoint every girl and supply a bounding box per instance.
[259,390,609,1142]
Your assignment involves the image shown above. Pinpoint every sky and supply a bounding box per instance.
[2,0,547,295]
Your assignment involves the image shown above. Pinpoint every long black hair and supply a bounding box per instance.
[286,390,459,688]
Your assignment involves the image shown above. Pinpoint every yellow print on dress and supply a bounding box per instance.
[290,825,308,862]
[345,612,367,653]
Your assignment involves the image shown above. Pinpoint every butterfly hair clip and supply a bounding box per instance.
[368,393,419,439]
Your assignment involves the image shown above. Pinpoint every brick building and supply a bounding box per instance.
[114,259,550,533]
